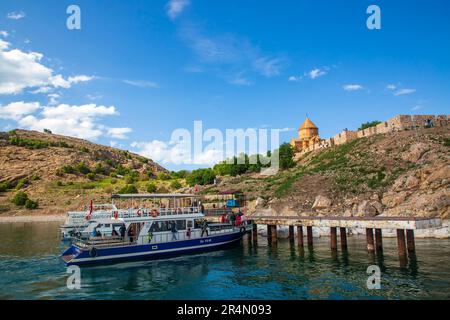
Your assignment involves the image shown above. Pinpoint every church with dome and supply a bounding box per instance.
[290,117,321,152]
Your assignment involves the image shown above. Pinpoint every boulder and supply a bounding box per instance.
[357,200,381,217]
[312,195,332,210]
[405,175,420,190]
[402,142,429,162]
[255,197,267,209]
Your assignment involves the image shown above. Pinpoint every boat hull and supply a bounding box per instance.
[62,231,244,266]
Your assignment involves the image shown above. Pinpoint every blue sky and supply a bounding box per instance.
[0,0,449,171]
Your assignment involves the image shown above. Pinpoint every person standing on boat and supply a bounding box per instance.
[170,221,178,240]
[128,227,135,243]
[201,220,209,237]
[119,224,126,241]
[186,227,192,239]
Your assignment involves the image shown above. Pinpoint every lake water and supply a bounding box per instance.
[0,222,449,300]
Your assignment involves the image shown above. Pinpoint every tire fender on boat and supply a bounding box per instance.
[89,247,98,258]
[240,227,246,234]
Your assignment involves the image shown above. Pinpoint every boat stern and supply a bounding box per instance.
[60,244,82,266]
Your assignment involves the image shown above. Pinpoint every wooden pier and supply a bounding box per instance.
[206,214,442,261]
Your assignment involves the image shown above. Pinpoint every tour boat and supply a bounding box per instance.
[60,193,252,266]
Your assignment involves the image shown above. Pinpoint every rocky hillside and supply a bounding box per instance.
[0,129,167,216]
[202,126,449,219]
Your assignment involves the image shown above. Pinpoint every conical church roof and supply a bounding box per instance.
[299,117,318,131]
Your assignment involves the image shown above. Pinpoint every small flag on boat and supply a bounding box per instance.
[89,200,93,215]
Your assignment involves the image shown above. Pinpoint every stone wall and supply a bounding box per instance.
[295,114,449,157]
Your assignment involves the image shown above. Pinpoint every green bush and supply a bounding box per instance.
[25,199,39,210]
[115,164,130,176]
[170,180,182,190]
[110,178,117,184]
[157,172,172,181]
[118,184,138,194]
[358,121,382,131]
[31,175,40,181]
[94,163,108,175]
[15,178,29,190]
[87,173,96,181]
[81,146,89,153]
[11,192,29,206]
[75,162,91,174]
[0,182,9,192]
[62,165,76,174]
[56,181,63,187]
[147,183,157,193]
[171,170,189,179]
[278,143,295,170]
[186,168,216,186]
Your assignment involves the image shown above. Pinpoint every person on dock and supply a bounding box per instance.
[201,220,209,237]
[147,230,153,243]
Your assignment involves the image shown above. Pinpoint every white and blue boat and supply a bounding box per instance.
[60,193,252,266]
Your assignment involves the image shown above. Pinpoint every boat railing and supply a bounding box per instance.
[203,208,233,216]
[72,224,241,249]
[121,207,202,219]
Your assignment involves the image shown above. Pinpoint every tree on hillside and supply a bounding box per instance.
[358,121,382,131]
[186,168,216,186]
[278,143,295,170]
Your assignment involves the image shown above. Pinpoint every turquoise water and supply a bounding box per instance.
[0,222,449,300]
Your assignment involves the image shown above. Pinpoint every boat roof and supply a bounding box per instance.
[111,193,197,199]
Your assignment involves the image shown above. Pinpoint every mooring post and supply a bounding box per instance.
[307,226,313,247]
[366,228,375,252]
[297,226,304,247]
[397,229,407,257]
[252,223,258,242]
[375,229,383,251]
[340,227,347,250]
[406,229,416,253]
[330,227,337,250]
[267,225,272,239]
[271,225,278,243]
[288,226,295,241]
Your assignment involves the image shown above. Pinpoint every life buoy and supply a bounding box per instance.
[113,211,119,219]
[85,214,91,221]
[89,247,97,257]
[150,209,159,218]
[137,209,142,217]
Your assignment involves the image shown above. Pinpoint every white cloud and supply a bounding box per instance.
[306,68,327,79]
[123,80,159,88]
[167,0,190,20]
[47,93,60,105]
[2,102,126,140]
[7,11,26,20]
[343,84,364,91]
[107,127,132,139]
[253,57,284,77]
[0,31,9,38]
[394,88,416,96]
[132,139,224,166]
[386,84,397,90]
[288,75,302,82]
[0,39,94,94]
[0,101,41,120]
[227,71,252,86]
[411,105,421,111]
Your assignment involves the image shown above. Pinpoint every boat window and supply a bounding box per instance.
[194,219,203,229]
[104,224,111,228]
[187,220,193,228]
[176,220,187,231]
[149,221,170,232]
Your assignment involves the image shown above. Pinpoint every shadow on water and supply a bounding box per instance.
[0,222,449,300]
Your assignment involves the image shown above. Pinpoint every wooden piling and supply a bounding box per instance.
[366,228,375,252]
[330,227,337,250]
[375,229,383,251]
[252,223,258,242]
[307,226,313,247]
[406,229,416,253]
[288,226,294,241]
[267,225,272,239]
[397,229,407,257]
[340,227,347,250]
[271,225,278,243]
[297,226,304,247]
